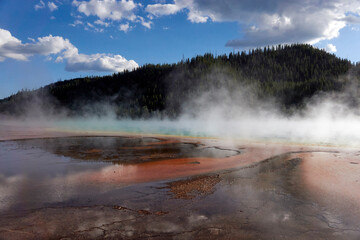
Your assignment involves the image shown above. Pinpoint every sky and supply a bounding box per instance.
[1,0,360,99]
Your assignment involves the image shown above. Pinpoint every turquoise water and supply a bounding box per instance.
[52,117,360,147]
[55,119,212,137]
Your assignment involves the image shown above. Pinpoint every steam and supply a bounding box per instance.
[1,66,360,147]
[172,75,360,145]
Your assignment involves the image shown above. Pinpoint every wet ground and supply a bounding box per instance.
[1,136,360,239]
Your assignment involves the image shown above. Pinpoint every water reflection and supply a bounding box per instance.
[17,136,240,163]
[1,137,360,239]
[0,137,241,214]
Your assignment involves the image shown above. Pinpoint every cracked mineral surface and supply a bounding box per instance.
[1,135,360,239]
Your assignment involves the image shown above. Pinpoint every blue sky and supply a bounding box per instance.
[1,0,360,98]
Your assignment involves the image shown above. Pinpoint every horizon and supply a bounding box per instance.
[1,0,360,98]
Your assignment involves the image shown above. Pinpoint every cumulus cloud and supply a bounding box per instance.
[325,43,337,53]
[69,20,83,27]
[35,0,59,11]
[145,0,209,23]
[187,9,208,23]
[73,0,139,21]
[85,22,104,32]
[136,16,152,29]
[94,19,110,27]
[65,53,138,72]
[48,2,58,11]
[0,28,138,72]
[73,0,155,30]
[145,0,360,48]
[34,0,45,10]
[146,3,182,16]
[119,22,131,32]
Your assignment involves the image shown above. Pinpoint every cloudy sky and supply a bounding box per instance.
[1,0,360,98]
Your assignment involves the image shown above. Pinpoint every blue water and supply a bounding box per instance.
[55,119,212,137]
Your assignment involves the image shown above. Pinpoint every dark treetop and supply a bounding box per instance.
[1,44,358,118]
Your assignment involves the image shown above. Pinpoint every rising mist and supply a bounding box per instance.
[1,63,360,147]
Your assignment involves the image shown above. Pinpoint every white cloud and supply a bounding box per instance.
[145,0,210,23]
[48,2,58,11]
[145,3,182,16]
[136,16,152,29]
[187,9,208,23]
[84,22,104,32]
[69,20,83,27]
[87,22,95,28]
[325,43,337,53]
[145,0,360,48]
[34,0,45,10]
[0,29,26,61]
[65,53,138,72]
[70,0,360,41]
[73,0,155,31]
[94,19,110,27]
[71,12,83,19]
[0,28,138,72]
[119,23,131,32]
[73,0,139,21]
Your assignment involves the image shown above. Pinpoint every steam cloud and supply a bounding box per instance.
[1,66,360,147]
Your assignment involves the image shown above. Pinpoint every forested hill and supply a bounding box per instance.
[0,44,357,118]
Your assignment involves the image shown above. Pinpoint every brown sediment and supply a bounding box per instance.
[3,131,360,239]
[1,123,347,185]
[112,205,168,216]
[119,146,156,150]
[23,137,338,186]
[166,175,221,199]
[300,151,360,215]
[85,149,102,153]
[144,139,182,145]
[139,153,176,160]
[119,139,183,149]
[76,153,253,184]
[14,136,239,166]
[137,209,152,215]
[154,211,169,216]
[76,143,331,184]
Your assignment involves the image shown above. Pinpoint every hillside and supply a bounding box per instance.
[0,44,356,118]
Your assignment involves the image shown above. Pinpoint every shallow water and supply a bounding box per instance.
[16,136,239,163]
[0,137,239,214]
[1,136,360,239]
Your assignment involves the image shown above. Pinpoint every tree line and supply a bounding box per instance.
[0,44,356,118]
